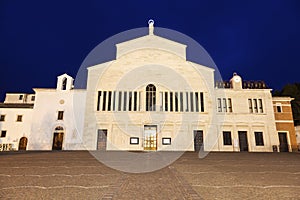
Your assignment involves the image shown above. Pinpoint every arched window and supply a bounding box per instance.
[62,78,67,90]
[55,126,64,131]
[146,84,156,111]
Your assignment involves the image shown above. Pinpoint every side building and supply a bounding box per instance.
[272,97,298,152]
[0,74,86,151]
[215,74,277,152]
[0,94,34,151]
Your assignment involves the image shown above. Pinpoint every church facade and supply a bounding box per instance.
[0,22,298,152]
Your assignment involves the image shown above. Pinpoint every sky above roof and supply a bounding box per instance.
[0,0,299,101]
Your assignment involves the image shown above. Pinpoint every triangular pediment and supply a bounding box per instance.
[116,34,187,60]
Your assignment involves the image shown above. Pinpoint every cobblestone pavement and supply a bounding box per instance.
[0,151,299,199]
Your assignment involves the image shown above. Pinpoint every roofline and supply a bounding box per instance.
[272,96,295,101]
[0,103,34,109]
[33,88,86,92]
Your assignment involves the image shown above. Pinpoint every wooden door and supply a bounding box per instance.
[238,131,248,152]
[18,137,28,150]
[52,132,64,150]
[278,132,289,152]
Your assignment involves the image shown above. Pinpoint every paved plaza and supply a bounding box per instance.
[0,151,299,199]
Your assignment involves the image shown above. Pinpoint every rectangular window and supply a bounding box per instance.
[31,96,35,101]
[180,92,183,112]
[186,92,189,112]
[200,92,204,112]
[254,132,264,146]
[107,91,112,111]
[113,91,116,111]
[170,92,173,112]
[190,92,194,112]
[0,115,5,122]
[248,99,253,113]
[16,115,23,122]
[195,92,199,112]
[1,130,6,137]
[128,92,132,111]
[277,105,282,113]
[57,111,64,120]
[102,91,107,111]
[258,99,263,113]
[223,98,227,112]
[217,98,222,112]
[164,92,168,111]
[19,95,23,100]
[97,91,101,111]
[175,92,178,112]
[118,91,122,111]
[253,99,258,113]
[223,131,232,145]
[123,91,127,111]
[228,98,232,112]
[133,92,137,111]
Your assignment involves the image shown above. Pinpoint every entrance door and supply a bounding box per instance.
[278,132,289,152]
[18,137,28,150]
[238,131,248,152]
[144,125,157,151]
[194,130,203,151]
[97,129,107,150]
[52,126,64,150]
[52,132,64,150]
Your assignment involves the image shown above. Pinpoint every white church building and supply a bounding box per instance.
[0,21,298,152]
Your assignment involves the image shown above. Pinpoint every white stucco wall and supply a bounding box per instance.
[28,88,86,150]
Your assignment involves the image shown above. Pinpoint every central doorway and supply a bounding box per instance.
[238,131,249,152]
[144,125,157,151]
[52,126,64,150]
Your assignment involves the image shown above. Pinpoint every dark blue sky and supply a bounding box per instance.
[0,0,300,101]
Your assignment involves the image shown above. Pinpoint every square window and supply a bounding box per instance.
[19,95,23,100]
[31,96,35,101]
[1,130,6,137]
[223,131,232,145]
[16,115,23,122]
[255,132,264,146]
[130,137,139,145]
[162,138,171,145]
[0,115,5,122]
[57,111,64,120]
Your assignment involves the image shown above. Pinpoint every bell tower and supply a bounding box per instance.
[56,73,74,91]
